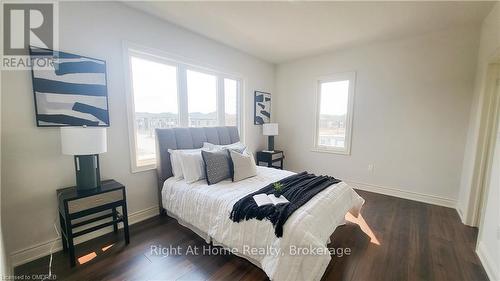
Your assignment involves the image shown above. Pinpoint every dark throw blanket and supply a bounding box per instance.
[229,172,341,237]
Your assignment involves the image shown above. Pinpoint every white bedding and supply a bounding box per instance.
[161,166,364,281]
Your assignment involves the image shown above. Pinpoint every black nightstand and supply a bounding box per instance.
[256,150,284,169]
[57,180,130,267]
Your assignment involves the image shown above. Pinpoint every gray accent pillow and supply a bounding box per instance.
[201,149,232,185]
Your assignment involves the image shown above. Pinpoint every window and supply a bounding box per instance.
[187,70,217,127]
[130,56,179,165]
[224,78,238,126]
[125,45,243,172]
[314,72,355,155]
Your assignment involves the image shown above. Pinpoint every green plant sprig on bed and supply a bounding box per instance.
[273,182,284,196]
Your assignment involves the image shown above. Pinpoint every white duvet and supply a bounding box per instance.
[162,166,364,281]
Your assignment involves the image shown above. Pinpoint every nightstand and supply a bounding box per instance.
[256,150,284,169]
[57,180,129,267]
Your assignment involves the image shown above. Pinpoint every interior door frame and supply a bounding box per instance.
[467,55,500,227]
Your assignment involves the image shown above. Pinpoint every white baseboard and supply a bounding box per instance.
[456,207,466,224]
[346,180,456,208]
[9,205,159,269]
[476,241,499,281]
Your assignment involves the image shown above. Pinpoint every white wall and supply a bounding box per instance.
[0,61,8,276]
[1,1,274,267]
[458,3,500,224]
[463,3,500,280]
[275,26,480,207]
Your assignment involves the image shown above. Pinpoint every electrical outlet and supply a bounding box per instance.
[368,164,374,173]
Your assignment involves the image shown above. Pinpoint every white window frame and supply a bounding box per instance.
[123,42,244,172]
[312,72,356,155]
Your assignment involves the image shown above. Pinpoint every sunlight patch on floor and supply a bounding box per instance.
[77,243,115,264]
[78,252,97,265]
[102,244,114,252]
[345,213,381,245]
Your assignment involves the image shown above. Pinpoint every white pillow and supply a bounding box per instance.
[168,148,201,179]
[203,142,246,152]
[178,150,206,183]
[202,142,218,150]
[168,149,183,179]
[230,150,257,182]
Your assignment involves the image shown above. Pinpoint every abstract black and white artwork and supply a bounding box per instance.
[254,91,271,125]
[30,46,109,127]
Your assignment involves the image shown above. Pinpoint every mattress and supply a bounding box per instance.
[161,166,364,281]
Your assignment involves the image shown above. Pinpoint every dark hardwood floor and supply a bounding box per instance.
[15,190,489,281]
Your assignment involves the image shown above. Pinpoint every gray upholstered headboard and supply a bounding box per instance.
[155,126,240,213]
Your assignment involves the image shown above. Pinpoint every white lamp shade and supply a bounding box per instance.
[61,127,107,155]
[263,123,279,136]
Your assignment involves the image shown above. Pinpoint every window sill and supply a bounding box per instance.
[131,163,156,173]
[310,147,350,155]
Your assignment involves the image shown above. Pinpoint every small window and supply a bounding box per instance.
[314,72,355,154]
[130,56,179,167]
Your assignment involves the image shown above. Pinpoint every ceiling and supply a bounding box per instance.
[125,1,495,64]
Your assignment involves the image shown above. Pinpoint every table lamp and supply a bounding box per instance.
[61,126,107,191]
[263,123,279,152]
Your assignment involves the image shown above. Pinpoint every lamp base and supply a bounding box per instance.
[75,155,101,191]
[267,136,275,152]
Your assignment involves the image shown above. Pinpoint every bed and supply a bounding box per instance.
[155,126,364,281]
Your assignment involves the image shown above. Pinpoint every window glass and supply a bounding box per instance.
[130,56,178,164]
[187,70,217,127]
[224,78,238,126]
[317,78,353,152]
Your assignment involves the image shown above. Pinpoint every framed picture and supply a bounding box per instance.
[254,91,271,125]
[29,46,109,127]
